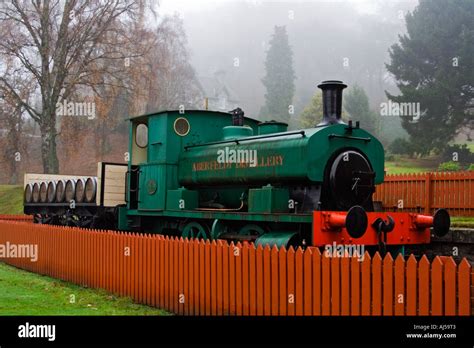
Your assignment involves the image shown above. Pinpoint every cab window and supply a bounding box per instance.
[135,124,148,148]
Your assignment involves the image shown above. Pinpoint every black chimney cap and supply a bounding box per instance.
[317,80,347,89]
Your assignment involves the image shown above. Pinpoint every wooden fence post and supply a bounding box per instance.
[424,172,432,215]
[457,259,471,316]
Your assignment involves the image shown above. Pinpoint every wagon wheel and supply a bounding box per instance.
[58,214,68,226]
[78,216,93,229]
[40,214,52,225]
[66,212,80,227]
[33,214,42,224]
[182,221,210,240]
[49,215,60,226]
[65,215,74,227]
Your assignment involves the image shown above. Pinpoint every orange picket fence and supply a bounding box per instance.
[374,171,474,217]
[0,221,471,316]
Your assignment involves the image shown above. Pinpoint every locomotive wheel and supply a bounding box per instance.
[211,219,230,240]
[238,224,267,237]
[182,221,210,240]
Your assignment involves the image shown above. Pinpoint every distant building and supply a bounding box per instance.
[198,70,240,112]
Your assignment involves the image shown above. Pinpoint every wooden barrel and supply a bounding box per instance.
[75,178,86,203]
[24,183,33,203]
[39,182,48,203]
[56,180,66,203]
[84,177,98,203]
[65,179,77,202]
[47,181,57,203]
[32,183,40,203]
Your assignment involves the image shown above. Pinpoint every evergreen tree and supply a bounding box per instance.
[344,85,379,135]
[386,0,474,155]
[261,26,295,123]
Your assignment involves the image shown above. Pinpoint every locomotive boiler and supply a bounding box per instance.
[23,80,450,252]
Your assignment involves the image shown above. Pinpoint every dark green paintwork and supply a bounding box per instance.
[222,126,254,140]
[248,185,290,213]
[257,121,288,135]
[166,188,198,210]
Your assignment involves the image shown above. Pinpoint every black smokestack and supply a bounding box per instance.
[317,80,347,126]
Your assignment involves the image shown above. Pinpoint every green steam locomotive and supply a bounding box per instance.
[24,81,450,249]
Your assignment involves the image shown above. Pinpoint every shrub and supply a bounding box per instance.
[438,161,461,172]
[440,144,474,165]
[468,163,474,171]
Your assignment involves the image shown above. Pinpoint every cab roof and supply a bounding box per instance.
[128,109,260,124]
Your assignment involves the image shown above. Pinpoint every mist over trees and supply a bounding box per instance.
[183,3,412,101]
[344,85,379,136]
[179,0,471,152]
[178,0,420,141]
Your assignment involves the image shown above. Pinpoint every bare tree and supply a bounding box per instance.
[0,0,148,173]
[139,15,203,113]
[0,99,23,184]
[86,14,202,162]
[0,57,36,184]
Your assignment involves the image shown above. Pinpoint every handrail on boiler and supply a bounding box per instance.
[184,130,306,150]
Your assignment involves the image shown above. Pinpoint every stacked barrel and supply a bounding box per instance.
[24,177,98,204]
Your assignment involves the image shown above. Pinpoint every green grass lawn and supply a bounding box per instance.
[384,156,438,174]
[0,185,24,215]
[0,262,168,315]
[384,162,428,174]
[451,216,474,228]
